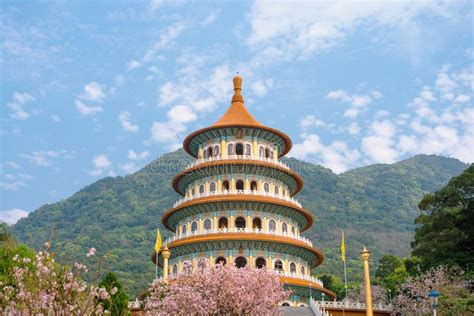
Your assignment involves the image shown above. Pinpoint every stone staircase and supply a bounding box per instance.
[280,306,315,316]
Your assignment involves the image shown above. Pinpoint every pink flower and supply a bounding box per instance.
[86,247,96,257]
[111,287,118,295]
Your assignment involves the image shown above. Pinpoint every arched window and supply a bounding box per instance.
[204,218,212,230]
[236,180,244,190]
[210,182,216,192]
[290,262,296,273]
[222,180,230,191]
[182,224,187,235]
[252,218,262,229]
[301,265,305,276]
[208,147,213,158]
[256,257,266,269]
[250,181,258,191]
[259,146,264,157]
[245,144,251,155]
[228,143,234,155]
[235,256,247,268]
[282,302,290,306]
[291,226,295,235]
[282,189,286,196]
[282,222,288,234]
[235,216,246,229]
[265,148,271,158]
[182,260,192,272]
[191,221,198,233]
[274,259,283,271]
[214,145,219,156]
[274,186,279,195]
[215,257,226,265]
[263,183,270,192]
[203,149,208,158]
[269,219,276,231]
[236,143,244,155]
[191,188,196,196]
[218,217,228,229]
[199,184,205,194]
[172,264,178,275]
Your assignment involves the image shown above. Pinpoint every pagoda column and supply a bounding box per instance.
[162,247,171,283]
[221,137,227,158]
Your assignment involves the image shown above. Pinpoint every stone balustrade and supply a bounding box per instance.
[311,299,393,312]
[173,189,302,208]
[164,227,313,247]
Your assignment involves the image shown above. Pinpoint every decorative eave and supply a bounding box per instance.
[151,233,324,268]
[183,125,292,158]
[162,194,314,232]
[282,280,337,300]
[172,159,303,196]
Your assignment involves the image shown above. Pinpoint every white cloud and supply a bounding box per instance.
[128,149,150,160]
[20,150,74,166]
[347,122,361,135]
[7,92,36,120]
[290,133,360,173]
[251,79,274,97]
[326,89,351,102]
[127,60,142,70]
[75,100,103,116]
[118,111,139,132]
[361,120,399,163]
[89,154,112,176]
[326,88,378,119]
[247,1,461,62]
[50,114,61,122]
[119,162,137,174]
[0,173,32,190]
[80,82,106,102]
[167,105,197,124]
[0,208,29,225]
[300,115,326,131]
[454,94,470,103]
[149,121,185,148]
[201,11,220,26]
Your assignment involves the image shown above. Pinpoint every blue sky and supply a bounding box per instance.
[1,0,473,224]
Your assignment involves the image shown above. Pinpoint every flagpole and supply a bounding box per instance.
[342,230,348,300]
[155,251,158,280]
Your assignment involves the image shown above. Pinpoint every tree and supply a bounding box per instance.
[412,165,474,270]
[145,259,290,315]
[374,255,408,295]
[319,274,345,300]
[98,272,129,316]
[393,265,473,315]
[345,284,388,305]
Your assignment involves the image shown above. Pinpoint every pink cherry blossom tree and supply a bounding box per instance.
[0,242,117,315]
[393,265,471,314]
[145,258,290,315]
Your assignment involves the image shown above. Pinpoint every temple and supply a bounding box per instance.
[152,75,336,306]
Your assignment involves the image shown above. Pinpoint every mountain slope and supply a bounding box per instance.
[12,150,468,295]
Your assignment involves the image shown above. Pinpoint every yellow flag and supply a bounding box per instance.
[154,229,162,253]
[341,230,346,262]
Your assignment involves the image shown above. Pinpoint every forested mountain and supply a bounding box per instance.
[11,149,468,296]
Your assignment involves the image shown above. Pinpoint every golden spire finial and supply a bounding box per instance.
[232,73,243,103]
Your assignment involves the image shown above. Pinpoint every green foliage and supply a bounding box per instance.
[412,165,474,270]
[10,150,468,296]
[98,272,130,316]
[374,255,408,295]
[318,274,346,300]
[0,242,36,287]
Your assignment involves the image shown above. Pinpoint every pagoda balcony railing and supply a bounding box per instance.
[164,227,313,247]
[310,299,393,312]
[276,270,323,287]
[184,154,290,171]
[173,190,302,208]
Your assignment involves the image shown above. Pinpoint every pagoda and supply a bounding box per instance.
[152,75,335,306]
